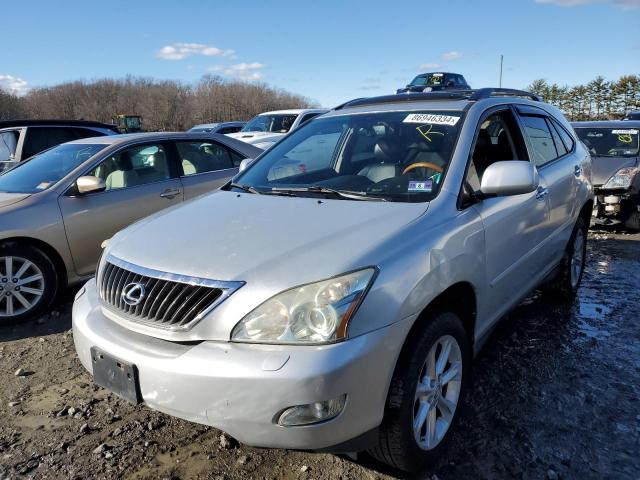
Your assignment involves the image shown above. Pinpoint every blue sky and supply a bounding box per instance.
[1,0,639,108]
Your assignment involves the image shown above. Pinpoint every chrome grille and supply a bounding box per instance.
[98,255,244,330]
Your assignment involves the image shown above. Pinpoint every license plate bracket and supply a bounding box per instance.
[90,347,141,404]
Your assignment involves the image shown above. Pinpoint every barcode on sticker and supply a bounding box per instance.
[404,114,460,126]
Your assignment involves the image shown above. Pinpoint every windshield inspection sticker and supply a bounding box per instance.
[404,114,460,126]
[612,129,639,135]
[408,180,433,192]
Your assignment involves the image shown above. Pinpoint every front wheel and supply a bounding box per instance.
[0,243,58,323]
[368,311,470,473]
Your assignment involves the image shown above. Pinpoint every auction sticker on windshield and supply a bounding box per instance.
[611,129,638,135]
[403,114,460,126]
[408,180,433,192]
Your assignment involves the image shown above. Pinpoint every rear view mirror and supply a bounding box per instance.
[76,175,106,195]
[239,158,254,173]
[480,161,539,197]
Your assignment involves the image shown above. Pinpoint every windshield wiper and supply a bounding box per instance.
[270,186,388,202]
[229,182,263,195]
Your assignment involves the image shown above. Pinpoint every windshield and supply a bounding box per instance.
[234,110,464,202]
[241,114,297,133]
[0,143,107,193]
[409,73,445,87]
[574,128,639,157]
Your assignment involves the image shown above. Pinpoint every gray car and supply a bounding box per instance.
[572,121,639,230]
[0,132,261,322]
[73,89,592,472]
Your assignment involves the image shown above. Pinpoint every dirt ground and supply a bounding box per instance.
[1,230,639,480]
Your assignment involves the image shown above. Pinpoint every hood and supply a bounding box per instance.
[108,190,428,287]
[226,131,284,145]
[591,156,639,186]
[0,192,31,209]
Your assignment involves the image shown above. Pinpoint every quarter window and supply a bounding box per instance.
[175,141,235,176]
[520,115,558,167]
[90,143,171,190]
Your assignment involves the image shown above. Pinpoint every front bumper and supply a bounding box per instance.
[72,279,411,450]
[592,188,639,223]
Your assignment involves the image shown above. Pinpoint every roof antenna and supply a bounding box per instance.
[498,54,504,88]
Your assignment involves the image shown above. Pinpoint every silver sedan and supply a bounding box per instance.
[0,132,261,322]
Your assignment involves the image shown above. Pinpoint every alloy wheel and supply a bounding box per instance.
[0,256,45,317]
[413,334,462,450]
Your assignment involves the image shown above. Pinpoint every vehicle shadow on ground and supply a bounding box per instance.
[0,286,80,342]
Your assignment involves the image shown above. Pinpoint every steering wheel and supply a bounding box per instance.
[402,162,444,175]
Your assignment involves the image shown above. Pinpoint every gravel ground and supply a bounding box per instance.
[1,230,639,480]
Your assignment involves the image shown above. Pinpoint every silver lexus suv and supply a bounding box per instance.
[73,89,593,472]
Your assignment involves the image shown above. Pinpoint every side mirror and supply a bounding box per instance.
[480,161,539,197]
[238,158,254,173]
[76,175,106,195]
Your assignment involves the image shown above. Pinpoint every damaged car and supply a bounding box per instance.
[573,121,640,230]
[73,88,592,473]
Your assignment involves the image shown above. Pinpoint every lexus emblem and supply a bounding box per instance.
[121,282,146,306]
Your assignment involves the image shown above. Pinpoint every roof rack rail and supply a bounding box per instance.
[469,88,541,102]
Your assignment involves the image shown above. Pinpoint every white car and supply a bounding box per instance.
[226,109,328,150]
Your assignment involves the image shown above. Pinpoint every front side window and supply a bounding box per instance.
[235,110,464,202]
[0,143,106,193]
[90,143,171,190]
[520,115,558,167]
[241,114,297,133]
[175,141,234,175]
[574,127,639,157]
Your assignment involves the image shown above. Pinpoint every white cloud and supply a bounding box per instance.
[441,51,463,61]
[209,62,266,81]
[535,0,639,8]
[157,42,235,60]
[419,63,442,70]
[0,74,29,95]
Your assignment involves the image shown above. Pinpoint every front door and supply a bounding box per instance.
[466,108,552,319]
[58,142,183,276]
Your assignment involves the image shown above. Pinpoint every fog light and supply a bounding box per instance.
[277,395,347,426]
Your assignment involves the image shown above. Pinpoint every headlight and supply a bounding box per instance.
[603,167,637,189]
[231,268,377,344]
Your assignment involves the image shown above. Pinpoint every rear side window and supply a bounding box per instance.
[72,127,105,139]
[549,118,575,153]
[175,141,235,176]
[520,116,558,167]
[22,127,78,159]
[0,130,19,161]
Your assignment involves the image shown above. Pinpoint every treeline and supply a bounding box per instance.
[0,75,316,130]
[527,75,640,121]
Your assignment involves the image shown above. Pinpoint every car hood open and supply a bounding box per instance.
[0,192,31,209]
[108,190,428,288]
[591,156,639,187]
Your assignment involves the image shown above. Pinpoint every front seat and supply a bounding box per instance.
[358,139,401,182]
[472,130,494,179]
[106,151,140,189]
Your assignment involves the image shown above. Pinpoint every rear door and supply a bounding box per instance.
[466,107,552,317]
[173,139,241,200]
[516,108,578,264]
[58,141,183,276]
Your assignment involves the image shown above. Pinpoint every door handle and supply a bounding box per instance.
[535,186,548,200]
[574,165,581,177]
[160,188,181,199]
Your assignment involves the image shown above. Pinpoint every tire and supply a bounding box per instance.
[368,311,470,473]
[0,242,58,323]
[623,210,640,231]
[545,216,587,300]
